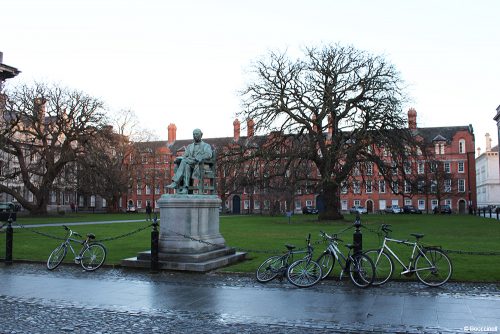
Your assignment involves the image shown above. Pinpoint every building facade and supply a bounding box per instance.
[123,109,476,215]
[476,134,500,208]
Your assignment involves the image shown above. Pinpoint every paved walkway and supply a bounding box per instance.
[0,264,499,333]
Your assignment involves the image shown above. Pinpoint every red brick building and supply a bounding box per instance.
[125,109,476,215]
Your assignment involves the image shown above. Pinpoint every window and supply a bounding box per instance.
[418,180,425,193]
[79,195,84,207]
[404,181,411,193]
[341,181,348,194]
[137,200,142,209]
[418,162,424,174]
[391,181,398,194]
[353,181,361,194]
[145,185,151,195]
[418,199,425,210]
[435,143,445,155]
[90,195,96,207]
[354,199,361,206]
[404,161,411,174]
[341,200,348,210]
[244,200,250,210]
[391,161,398,175]
[294,200,301,210]
[459,139,466,154]
[379,200,386,210]
[366,162,373,175]
[458,179,465,192]
[254,200,261,210]
[445,199,452,208]
[102,198,107,208]
[444,179,451,192]
[155,185,161,194]
[458,161,465,173]
[378,180,386,193]
[306,200,312,207]
[444,162,451,173]
[405,199,412,206]
[430,162,438,172]
[264,200,270,210]
[431,199,438,210]
[430,180,437,193]
[366,181,372,194]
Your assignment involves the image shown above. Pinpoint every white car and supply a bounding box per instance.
[349,206,367,214]
[384,205,402,214]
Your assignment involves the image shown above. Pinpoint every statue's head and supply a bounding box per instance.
[193,128,203,142]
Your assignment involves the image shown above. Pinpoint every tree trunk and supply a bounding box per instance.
[318,182,344,221]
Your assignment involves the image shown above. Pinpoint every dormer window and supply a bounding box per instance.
[459,139,466,154]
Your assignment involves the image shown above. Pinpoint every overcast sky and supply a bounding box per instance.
[2,0,499,153]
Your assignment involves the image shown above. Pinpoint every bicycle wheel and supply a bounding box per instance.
[415,248,452,287]
[47,244,67,270]
[364,249,394,286]
[317,252,335,280]
[348,253,375,288]
[287,259,322,288]
[80,243,107,271]
[256,255,283,283]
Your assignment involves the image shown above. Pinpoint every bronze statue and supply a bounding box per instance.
[167,128,213,194]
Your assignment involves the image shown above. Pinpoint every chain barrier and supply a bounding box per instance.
[10,221,153,243]
[360,223,500,256]
[163,224,353,255]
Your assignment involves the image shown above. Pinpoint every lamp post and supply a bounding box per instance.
[353,213,362,254]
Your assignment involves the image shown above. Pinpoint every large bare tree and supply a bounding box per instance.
[240,44,416,220]
[0,82,106,214]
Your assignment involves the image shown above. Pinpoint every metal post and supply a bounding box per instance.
[489,207,492,218]
[5,218,13,265]
[353,214,362,254]
[150,214,159,273]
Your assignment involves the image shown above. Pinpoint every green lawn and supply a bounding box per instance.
[1,212,500,282]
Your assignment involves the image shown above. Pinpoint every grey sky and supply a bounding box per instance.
[2,0,499,151]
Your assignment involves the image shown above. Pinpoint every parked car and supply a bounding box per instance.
[0,202,20,212]
[384,205,402,214]
[302,206,319,214]
[433,205,452,214]
[349,206,367,214]
[402,205,422,214]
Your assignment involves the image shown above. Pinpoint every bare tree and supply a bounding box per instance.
[240,44,416,220]
[77,125,131,212]
[0,82,106,214]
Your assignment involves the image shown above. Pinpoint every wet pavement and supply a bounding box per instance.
[0,263,499,333]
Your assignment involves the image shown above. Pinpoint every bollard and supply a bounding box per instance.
[150,214,159,273]
[5,218,13,265]
[353,213,362,254]
[489,207,492,218]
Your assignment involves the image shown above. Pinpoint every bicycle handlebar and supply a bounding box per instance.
[319,230,342,242]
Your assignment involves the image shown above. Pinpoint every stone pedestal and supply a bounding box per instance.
[122,194,245,272]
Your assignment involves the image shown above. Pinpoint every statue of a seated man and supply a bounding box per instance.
[167,128,213,194]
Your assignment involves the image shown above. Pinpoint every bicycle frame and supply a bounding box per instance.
[61,230,89,260]
[379,237,434,275]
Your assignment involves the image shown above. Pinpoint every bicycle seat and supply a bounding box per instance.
[87,233,96,239]
[411,233,424,239]
[285,244,296,251]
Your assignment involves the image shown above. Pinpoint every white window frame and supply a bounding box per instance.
[458,179,465,192]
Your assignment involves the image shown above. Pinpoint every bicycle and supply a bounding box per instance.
[47,225,107,271]
[256,234,323,288]
[364,224,452,287]
[316,231,375,288]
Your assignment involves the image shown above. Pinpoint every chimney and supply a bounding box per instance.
[167,123,177,144]
[408,108,417,129]
[233,119,240,141]
[477,147,481,157]
[247,119,254,138]
[327,115,333,138]
[34,97,46,121]
[486,133,492,152]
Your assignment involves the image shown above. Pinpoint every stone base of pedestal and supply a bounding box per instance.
[121,194,246,272]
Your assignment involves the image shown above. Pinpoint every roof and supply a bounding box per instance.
[0,63,21,81]
[412,126,473,144]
